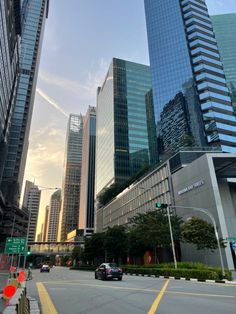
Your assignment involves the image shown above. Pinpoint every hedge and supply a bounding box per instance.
[122,266,232,281]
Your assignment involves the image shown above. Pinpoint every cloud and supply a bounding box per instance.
[36,88,69,118]
[38,58,110,105]
[24,125,65,186]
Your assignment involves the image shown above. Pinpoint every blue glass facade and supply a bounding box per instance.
[2,0,49,200]
[96,58,157,197]
[144,0,236,153]
[211,14,236,103]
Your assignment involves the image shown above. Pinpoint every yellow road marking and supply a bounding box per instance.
[167,291,236,298]
[39,281,236,299]
[36,282,58,314]
[147,279,169,314]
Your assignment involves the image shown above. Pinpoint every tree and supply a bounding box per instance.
[83,233,105,264]
[128,210,182,263]
[181,217,223,251]
[71,246,84,264]
[103,226,128,264]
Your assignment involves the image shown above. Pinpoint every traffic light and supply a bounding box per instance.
[27,247,31,256]
[156,203,168,209]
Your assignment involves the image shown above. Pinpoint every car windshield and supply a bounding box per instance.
[108,263,117,268]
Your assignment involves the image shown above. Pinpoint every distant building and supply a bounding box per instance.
[23,181,41,243]
[58,114,84,241]
[96,58,157,199]
[48,190,61,242]
[211,13,236,103]
[79,107,96,235]
[144,0,236,153]
[43,205,49,242]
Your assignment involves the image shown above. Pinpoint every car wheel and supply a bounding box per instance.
[102,273,106,281]
[118,277,122,281]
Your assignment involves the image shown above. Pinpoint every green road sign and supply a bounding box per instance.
[225,237,236,242]
[5,237,26,254]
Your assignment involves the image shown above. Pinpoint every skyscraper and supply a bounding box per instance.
[144,0,236,153]
[43,205,49,242]
[96,58,157,198]
[0,0,21,192]
[79,107,96,235]
[47,190,61,242]
[211,13,236,103]
[23,180,41,243]
[1,0,49,204]
[58,114,83,241]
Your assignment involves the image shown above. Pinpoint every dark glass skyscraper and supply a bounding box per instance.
[79,106,96,235]
[96,58,157,197]
[0,0,21,188]
[211,13,236,103]
[144,0,236,153]
[58,114,84,241]
[1,0,49,204]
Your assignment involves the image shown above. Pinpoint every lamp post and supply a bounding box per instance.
[170,205,225,278]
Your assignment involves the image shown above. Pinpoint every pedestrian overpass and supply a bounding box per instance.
[29,241,84,255]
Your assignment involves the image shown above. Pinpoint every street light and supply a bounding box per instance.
[155,203,178,269]
[170,205,225,278]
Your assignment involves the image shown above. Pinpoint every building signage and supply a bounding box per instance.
[178,180,204,196]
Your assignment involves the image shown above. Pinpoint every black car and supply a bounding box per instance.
[95,263,123,281]
[40,264,50,273]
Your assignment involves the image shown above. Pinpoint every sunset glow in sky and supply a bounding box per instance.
[22,0,236,235]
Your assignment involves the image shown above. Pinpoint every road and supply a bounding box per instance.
[26,267,236,314]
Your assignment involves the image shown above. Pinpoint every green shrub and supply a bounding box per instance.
[123,266,232,281]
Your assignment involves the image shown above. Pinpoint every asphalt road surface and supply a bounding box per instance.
[26,267,236,314]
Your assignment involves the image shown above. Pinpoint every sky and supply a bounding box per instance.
[22,0,236,236]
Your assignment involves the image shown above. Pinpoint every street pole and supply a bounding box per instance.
[166,206,177,269]
[170,205,225,278]
[23,205,32,269]
[10,215,16,267]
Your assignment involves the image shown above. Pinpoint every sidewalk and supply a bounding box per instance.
[0,270,9,313]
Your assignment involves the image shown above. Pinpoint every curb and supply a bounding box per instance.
[124,273,232,284]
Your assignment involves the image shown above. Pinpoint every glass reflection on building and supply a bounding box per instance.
[2,0,49,201]
[211,13,236,104]
[144,0,236,153]
[96,58,158,197]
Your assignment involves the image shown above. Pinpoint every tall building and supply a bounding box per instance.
[23,180,41,243]
[96,58,157,198]
[79,107,96,235]
[47,190,61,242]
[0,0,21,202]
[144,0,236,153]
[43,205,49,242]
[58,114,83,241]
[1,0,49,205]
[211,14,236,103]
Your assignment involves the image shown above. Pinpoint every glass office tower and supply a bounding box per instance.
[47,190,61,242]
[0,0,21,187]
[58,114,83,241]
[211,14,236,103]
[1,0,49,204]
[144,0,236,153]
[79,107,96,235]
[96,58,157,197]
